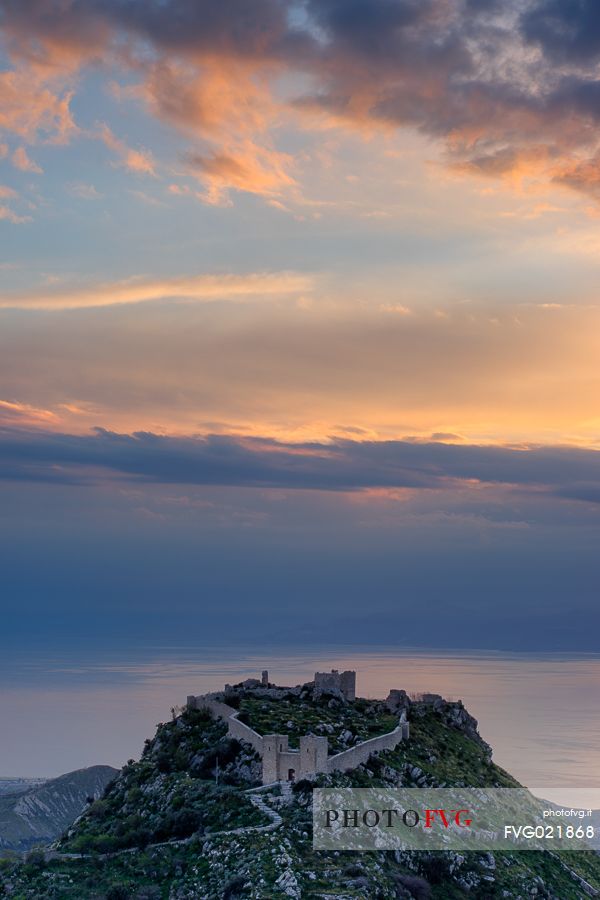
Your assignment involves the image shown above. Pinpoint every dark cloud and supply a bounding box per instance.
[305,0,438,61]
[430,432,463,441]
[522,0,600,63]
[99,0,304,60]
[0,0,292,58]
[2,427,600,499]
[555,482,600,504]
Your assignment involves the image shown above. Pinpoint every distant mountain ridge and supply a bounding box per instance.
[0,766,117,853]
[0,778,46,798]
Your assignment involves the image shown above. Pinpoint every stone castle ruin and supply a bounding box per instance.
[313,669,356,701]
[187,670,409,785]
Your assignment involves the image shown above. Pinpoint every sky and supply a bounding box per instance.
[2,0,600,650]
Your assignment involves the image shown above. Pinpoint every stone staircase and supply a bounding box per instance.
[248,792,283,831]
[280,780,293,802]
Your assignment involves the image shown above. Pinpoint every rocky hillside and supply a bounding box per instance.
[0,766,117,854]
[0,685,599,899]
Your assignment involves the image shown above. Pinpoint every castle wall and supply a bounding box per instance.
[326,722,408,774]
[194,698,237,720]
[187,680,409,785]
[189,696,264,755]
[227,716,264,754]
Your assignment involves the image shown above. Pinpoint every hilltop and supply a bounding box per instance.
[0,679,598,899]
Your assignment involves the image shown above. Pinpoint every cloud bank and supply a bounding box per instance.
[4,1,600,200]
[3,427,600,506]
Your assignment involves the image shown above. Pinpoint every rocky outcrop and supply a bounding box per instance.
[385,689,411,714]
[386,689,491,757]
[426,698,492,757]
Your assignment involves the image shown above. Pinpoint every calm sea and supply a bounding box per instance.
[1,647,598,807]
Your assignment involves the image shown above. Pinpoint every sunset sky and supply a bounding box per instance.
[2,0,600,650]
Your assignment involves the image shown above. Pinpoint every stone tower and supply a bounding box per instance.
[314,669,356,701]
[298,734,328,777]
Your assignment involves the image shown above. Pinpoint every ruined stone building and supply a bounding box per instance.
[313,669,356,701]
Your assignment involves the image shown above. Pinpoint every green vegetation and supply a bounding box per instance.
[378,706,518,788]
[238,693,399,752]
[58,708,266,854]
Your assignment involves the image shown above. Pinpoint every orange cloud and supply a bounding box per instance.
[187,143,296,205]
[11,146,43,173]
[127,58,295,202]
[98,124,156,175]
[0,399,58,427]
[553,154,600,198]
[0,67,75,144]
[0,271,314,310]
[0,205,31,224]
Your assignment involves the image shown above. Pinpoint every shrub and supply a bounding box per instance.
[134,888,161,900]
[186,706,212,723]
[69,834,96,854]
[170,808,202,838]
[222,875,248,898]
[106,885,131,900]
[126,787,142,804]
[291,778,313,796]
[171,793,184,810]
[88,799,109,820]
[417,852,453,885]
[394,874,432,899]
[156,752,172,774]
[92,833,120,854]
[23,849,46,872]
[343,863,365,877]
